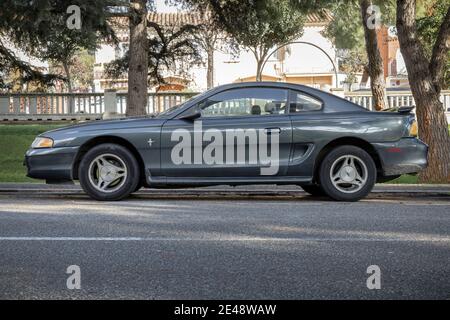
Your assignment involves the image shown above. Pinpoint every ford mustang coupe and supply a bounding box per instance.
[25,82,427,201]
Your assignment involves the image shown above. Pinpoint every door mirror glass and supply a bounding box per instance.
[180,107,202,121]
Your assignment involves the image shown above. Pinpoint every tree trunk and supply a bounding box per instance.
[255,54,264,82]
[252,46,268,82]
[360,0,388,111]
[429,5,450,94]
[62,61,73,93]
[256,62,263,82]
[63,61,74,113]
[127,0,148,117]
[206,45,214,89]
[396,0,450,183]
[360,67,370,88]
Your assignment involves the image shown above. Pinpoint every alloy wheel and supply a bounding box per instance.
[329,155,368,194]
[88,153,128,193]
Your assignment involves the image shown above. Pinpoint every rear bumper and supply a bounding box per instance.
[24,146,79,180]
[372,138,428,176]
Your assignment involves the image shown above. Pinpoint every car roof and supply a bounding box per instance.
[208,81,327,96]
[171,82,366,118]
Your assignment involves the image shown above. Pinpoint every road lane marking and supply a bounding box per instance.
[0,237,449,242]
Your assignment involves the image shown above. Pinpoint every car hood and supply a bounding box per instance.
[42,116,166,136]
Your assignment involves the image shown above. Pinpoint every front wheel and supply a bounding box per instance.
[318,145,376,201]
[133,181,143,193]
[79,143,140,201]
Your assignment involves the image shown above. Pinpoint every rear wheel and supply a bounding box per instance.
[300,184,325,197]
[79,143,140,201]
[318,145,376,201]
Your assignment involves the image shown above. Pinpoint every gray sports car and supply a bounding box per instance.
[25,82,428,201]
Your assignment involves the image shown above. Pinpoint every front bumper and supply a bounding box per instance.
[372,138,428,176]
[24,146,79,180]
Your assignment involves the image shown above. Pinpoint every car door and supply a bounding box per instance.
[160,87,292,178]
[287,89,325,177]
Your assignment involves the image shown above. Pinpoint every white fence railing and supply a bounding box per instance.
[344,90,450,112]
[0,90,449,121]
[0,92,198,120]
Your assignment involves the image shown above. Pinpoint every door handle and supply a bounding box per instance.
[264,127,281,135]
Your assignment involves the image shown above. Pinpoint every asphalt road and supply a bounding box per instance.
[0,192,449,299]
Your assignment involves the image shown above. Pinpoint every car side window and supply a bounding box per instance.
[289,91,323,113]
[200,88,288,117]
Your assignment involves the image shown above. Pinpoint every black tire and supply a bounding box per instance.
[300,184,325,197]
[133,181,143,193]
[318,145,376,201]
[79,143,140,201]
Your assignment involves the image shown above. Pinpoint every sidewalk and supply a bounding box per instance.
[0,183,449,197]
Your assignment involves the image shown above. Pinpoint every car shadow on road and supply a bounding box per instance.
[1,191,450,204]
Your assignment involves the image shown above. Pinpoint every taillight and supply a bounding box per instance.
[405,114,418,138]
[409,120,418,137]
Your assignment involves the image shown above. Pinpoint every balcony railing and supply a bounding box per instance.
[0,90,449,121]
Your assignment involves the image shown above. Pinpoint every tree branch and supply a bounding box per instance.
[429,4,450,93]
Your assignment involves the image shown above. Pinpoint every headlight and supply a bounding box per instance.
[31,137,54,149]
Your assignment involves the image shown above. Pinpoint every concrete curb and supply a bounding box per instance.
[0,183,449,197]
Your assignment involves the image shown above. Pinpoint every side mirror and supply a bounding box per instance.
[180,108,201,121]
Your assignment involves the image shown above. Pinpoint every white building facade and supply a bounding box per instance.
[93,12,342,93]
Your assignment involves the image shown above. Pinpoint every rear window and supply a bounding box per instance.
[290,91,323,113]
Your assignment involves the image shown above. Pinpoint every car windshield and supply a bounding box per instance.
[156,103,186,118]
[155,88,217,118]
